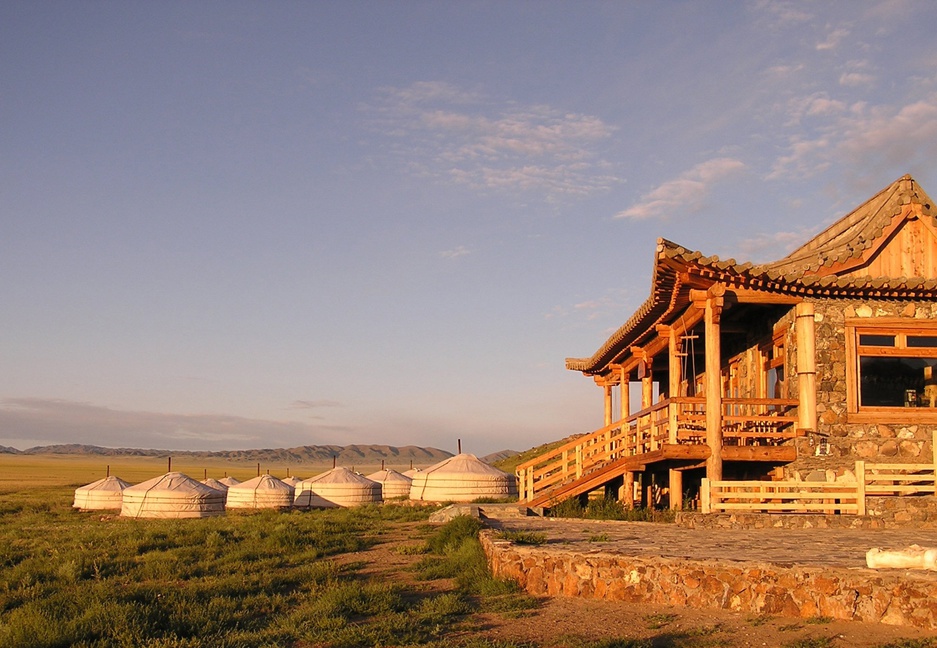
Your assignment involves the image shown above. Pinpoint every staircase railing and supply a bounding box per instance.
[516,396,799,503]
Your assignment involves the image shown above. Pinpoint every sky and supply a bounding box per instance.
[3,1,937,456]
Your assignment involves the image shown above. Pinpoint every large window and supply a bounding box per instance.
[847,319,937,418]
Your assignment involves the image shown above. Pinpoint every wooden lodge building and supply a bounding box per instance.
[517,175,937,510]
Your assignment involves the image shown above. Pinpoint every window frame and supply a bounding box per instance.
[846,317,937,423]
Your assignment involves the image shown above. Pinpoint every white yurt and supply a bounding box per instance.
[365,468,412,500]
[297,467,382,508]
[281,475,303,488]
[225,474,294,510]
[201,478,229,492]
[73,475,131,511]
[408,454,517,502]
[120,472,226,519]
[218,476,241,488]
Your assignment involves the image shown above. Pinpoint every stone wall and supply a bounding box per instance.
[782,299,937,477]
[482,531,937,629]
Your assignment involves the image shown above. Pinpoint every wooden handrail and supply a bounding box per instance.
[517,395,803,502]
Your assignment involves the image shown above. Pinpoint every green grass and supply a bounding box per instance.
[0,487,447,648]
[497,530,548,545]
[547,496,677,522]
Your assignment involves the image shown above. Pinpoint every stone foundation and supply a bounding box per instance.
[482,531,937,629]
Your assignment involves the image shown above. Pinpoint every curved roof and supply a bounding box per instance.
[566,175,937,376]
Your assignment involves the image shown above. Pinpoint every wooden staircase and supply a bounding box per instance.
[525,445,711,508]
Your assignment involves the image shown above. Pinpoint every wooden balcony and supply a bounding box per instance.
[516,397,800,504]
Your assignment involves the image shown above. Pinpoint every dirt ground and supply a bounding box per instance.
[349,521,937,648]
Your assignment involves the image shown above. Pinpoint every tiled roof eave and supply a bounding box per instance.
[565,265,683,375]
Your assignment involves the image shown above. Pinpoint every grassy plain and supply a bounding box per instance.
[0,455,422,492]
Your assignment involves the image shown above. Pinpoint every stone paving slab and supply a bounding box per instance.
[485,517,937,577]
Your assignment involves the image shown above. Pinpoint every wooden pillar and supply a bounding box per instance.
[620,366,630,421]
[795,302,817,432]
[604,383,614,427]
[641,365,653,409]
[669,469,683,510]
[621,471,634,508]
[693,284,725,482]
[667,327,680,443]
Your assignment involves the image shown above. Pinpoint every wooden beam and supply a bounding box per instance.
[725,288,802,305]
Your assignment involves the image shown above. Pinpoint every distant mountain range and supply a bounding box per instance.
[0,443,518,466]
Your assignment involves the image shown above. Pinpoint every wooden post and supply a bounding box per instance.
[796,302,817,432]
[855,460,866,516]
[604,383,613,427]
[668,327,680,444]
[669,469,683,510]
[701,477,711,513]
[622,471,634,507]
[620,366,630,421]
[932,430,937,492]
[698,285,725,482]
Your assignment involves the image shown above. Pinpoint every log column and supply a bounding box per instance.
[692,284,725,482]
[604,383,614,427]
[620,365,630,422]
[796,302,817,432]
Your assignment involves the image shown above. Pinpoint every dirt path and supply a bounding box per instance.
[353,520,937,648]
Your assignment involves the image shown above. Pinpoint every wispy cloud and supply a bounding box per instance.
[289,399,343,409]
[364,81,620,197]
[816,26,850,51]
[439,245,471,260]
[614,158,747,220]
[769,92,937,180]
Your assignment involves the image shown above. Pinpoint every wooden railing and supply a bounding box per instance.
[516,396,799,503]
[701,443,937,514]
[701,477,866,515]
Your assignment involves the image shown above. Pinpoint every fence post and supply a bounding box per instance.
[855,460,866,516]
[576,445,583,478]
[932,431,937,493]
[701,477,711,513]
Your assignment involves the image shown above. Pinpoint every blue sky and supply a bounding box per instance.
[3,1,937,455]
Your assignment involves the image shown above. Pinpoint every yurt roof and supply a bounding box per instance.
[420,454,511,478]
[228,474,293,493]
[124,472,221,497]
[218,476,241,487]
[281,476,303,487]
[366,468,412,484]
[304,466,379,486]
[201,478,229,491]
[76,475,131,493]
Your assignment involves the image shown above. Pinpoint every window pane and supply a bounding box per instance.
[859,334,895,347]
[859,356,934,407]
[908,336,937,348]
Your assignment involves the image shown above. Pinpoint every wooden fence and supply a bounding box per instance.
[701,457,937,515]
